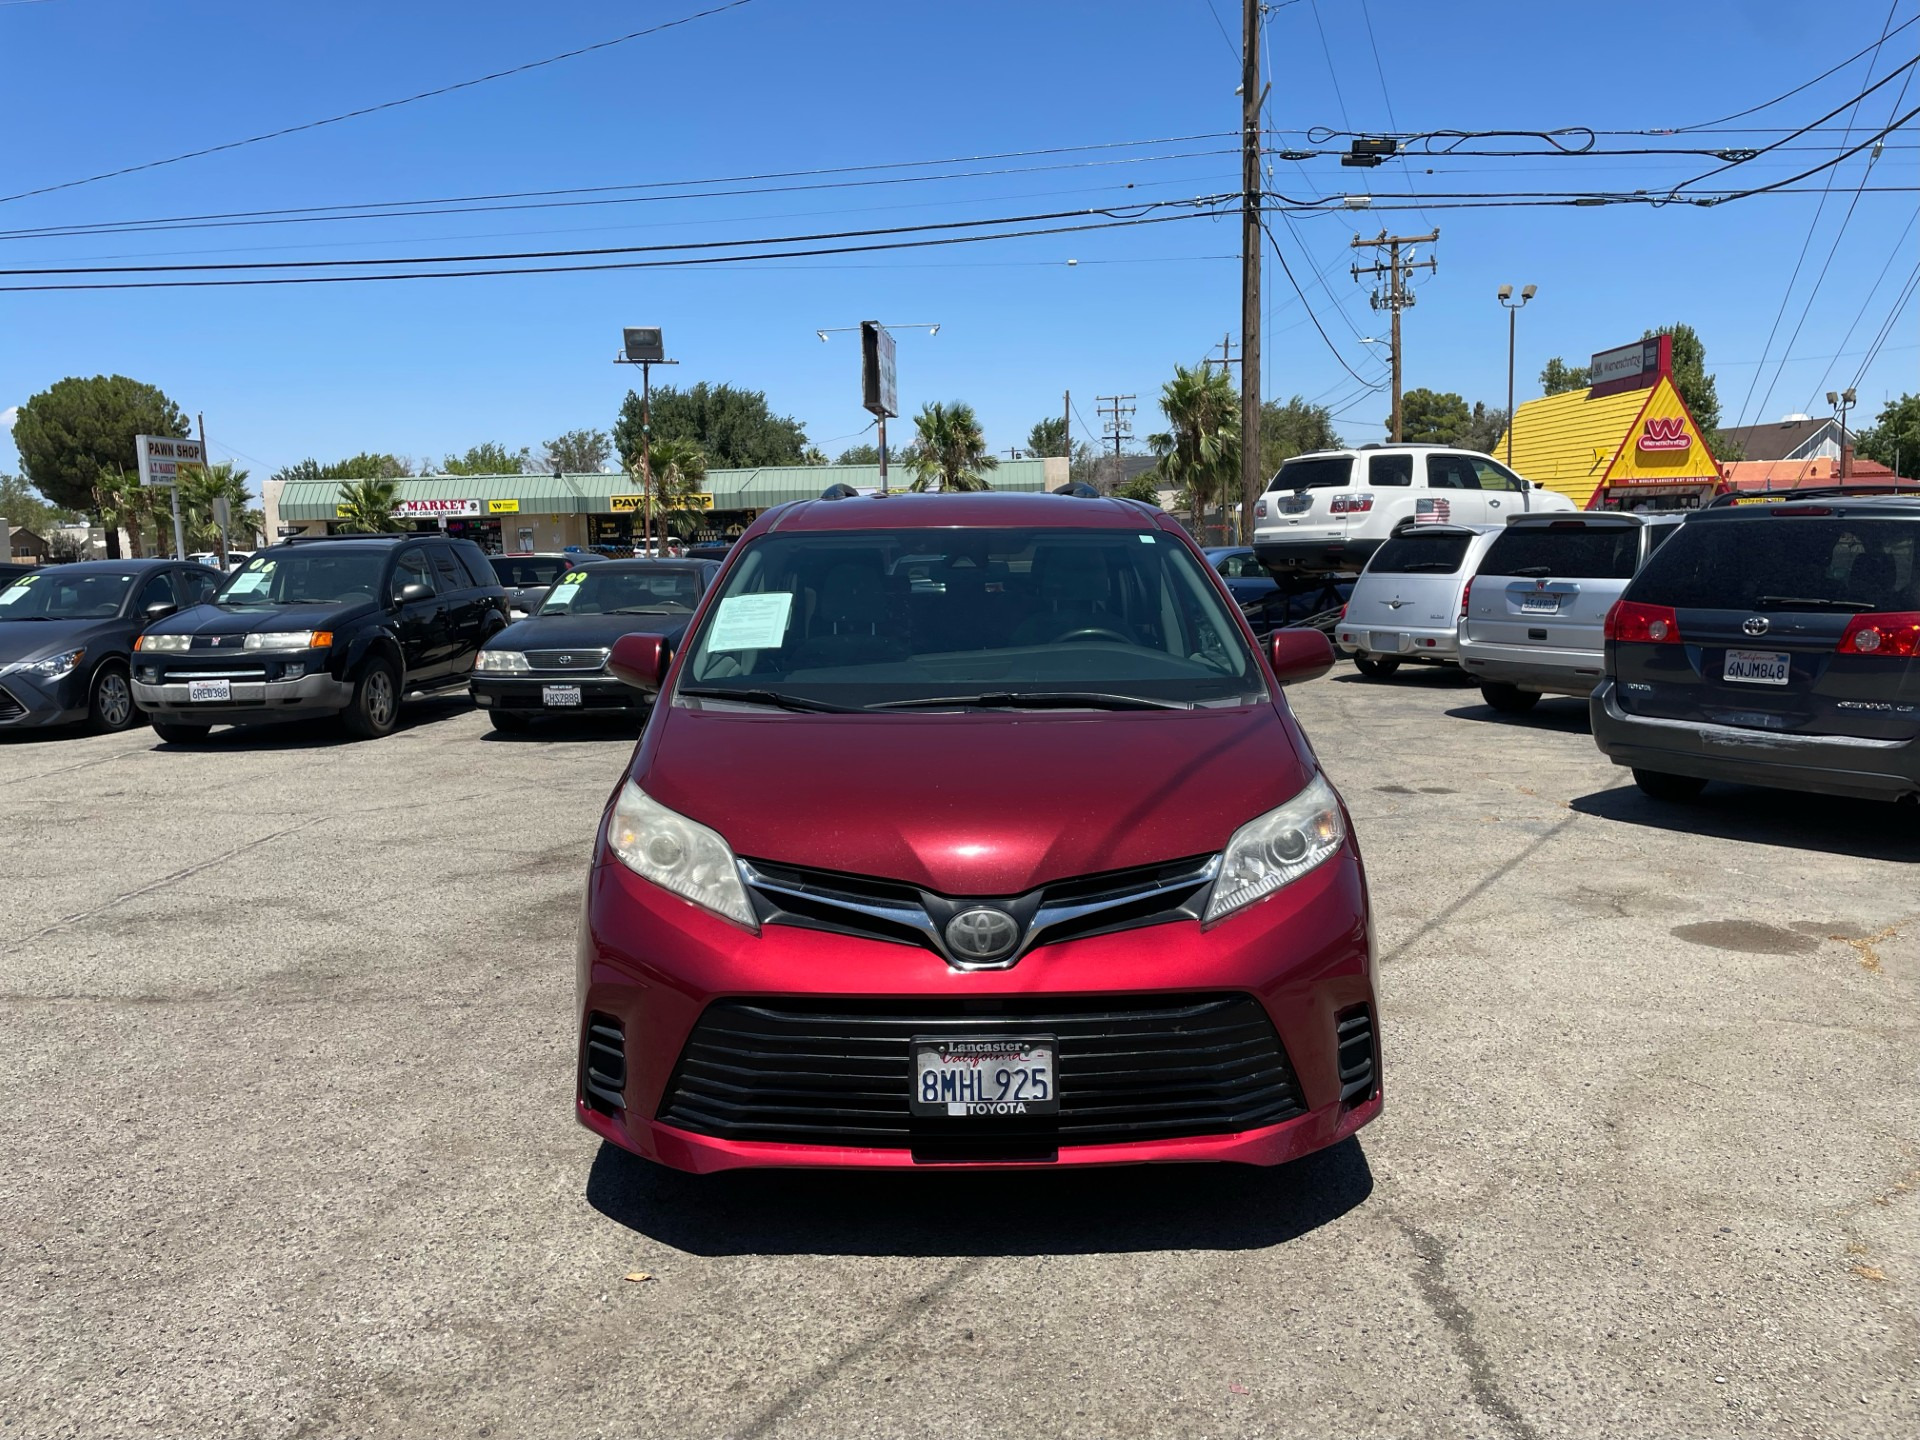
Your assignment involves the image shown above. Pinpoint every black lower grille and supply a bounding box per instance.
[0,686,24,721]
[1335,1005,1377,1103]
[582,1012,627,1115]
[657,993,1304,1151]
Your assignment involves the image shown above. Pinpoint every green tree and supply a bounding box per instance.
[1396,389,1473,446]
[904,402,998,492]
[1856,393,1920,475]
[1147,364,1240,530]
[441,442,530,475]
[1644,324,1737,456]
[617,381,808,471]
[647,438,709,530]
[800,446,829,466]
[538,429,610,474]
[1539,358,1590,395]
[835,443,882,465]
[0,473,83,537]
[1460,402,1509,456]
[11,375,190,557]
[270,453,411,486]
[1026,417,1070,458]
[93,470,158,558]
[334,477,404,533]
[1258,395,1340,479]
[178,463,257,557]
[1113,473,1162,503]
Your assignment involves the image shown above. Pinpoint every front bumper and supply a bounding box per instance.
[131,668,354,726]
[0,670,89,728]
[471,674,644,713]
[1591,680,1920,802]
[575,846,1380,1172]
[1458,638,1604,696]
[1253,534,1379,575]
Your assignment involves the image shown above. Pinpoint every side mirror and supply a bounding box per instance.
[143,601,179,622]
[609,632,672,692]
[1268,628,1334,686]
[396,582,432,604]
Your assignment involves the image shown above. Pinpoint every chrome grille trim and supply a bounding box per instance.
[524,648,611,672]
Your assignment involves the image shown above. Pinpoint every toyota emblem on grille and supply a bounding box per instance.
[557,654,574,665]
[945,907,1019,963]
[1743,616,1770,636]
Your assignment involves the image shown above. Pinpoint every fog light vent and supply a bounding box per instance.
[583,1012,627,1115]
[1335,1005,1377,1103]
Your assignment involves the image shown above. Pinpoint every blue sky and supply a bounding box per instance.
[0,0,1913,487]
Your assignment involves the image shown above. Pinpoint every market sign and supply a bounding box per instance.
[396,498,483,518]
[135,434,205,488]
[1590,339,1661,390]
[1637,417,1691,452]
[488,499,521,514]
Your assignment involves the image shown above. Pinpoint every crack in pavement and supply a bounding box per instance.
[1379,813,1577,964]
[0,821,321,958]
[1394,1217,1539,1440]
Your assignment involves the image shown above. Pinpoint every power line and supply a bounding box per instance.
[0,0,765,206]
[1847,264,1920,394]
[1355,0,1435,231]
[1665,11,1920,132]
[1799,209,1919,407]
[1305,0,1353,133]
[1695,102,1920,206]
[1260,220,1380,387]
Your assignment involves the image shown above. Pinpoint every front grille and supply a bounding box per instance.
[1335,1005,1377,1103]
[738,853,1219,969]
[157,665,269,682]
[657,993,1303,1151]
[0,686,24,721]
[524,648,610,672]
[582,1012,627,1115]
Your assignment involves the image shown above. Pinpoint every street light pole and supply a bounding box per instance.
[1497,284,1536,465]
[1828,388,1856,480]
[615,329,675,557]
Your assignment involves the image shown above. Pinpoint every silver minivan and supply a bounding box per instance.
[1458,512,1685,712]
[1335,523,1501,679]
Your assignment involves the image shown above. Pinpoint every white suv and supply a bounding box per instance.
[1252,444,1576,575]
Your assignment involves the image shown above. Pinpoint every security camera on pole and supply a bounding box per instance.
[616,328,677,555]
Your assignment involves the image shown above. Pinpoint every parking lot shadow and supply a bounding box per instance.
[1328,667,1477,689]
[585,1136,1373,1257]
[1571,780,1920,861]
[480,717,646,744]
[1444,696,1592,734]
[147,695,473,751]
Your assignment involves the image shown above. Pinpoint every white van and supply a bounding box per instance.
[1336,523,1502,678]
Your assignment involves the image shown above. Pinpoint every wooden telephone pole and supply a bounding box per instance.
[1239,0,1264,538]
[1351,229,1438,442]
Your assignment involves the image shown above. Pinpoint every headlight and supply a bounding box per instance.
[3,647,85,680]
[606,780,757,932]
[244,630,331,650]
[1204,772,1347,924]
[474,649,530,673]
[135,634,191,652]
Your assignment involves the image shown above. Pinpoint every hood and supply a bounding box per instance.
[638,705,1312,895]
[493,611,691,650]
[0,616,126,661]
[155,600,381,636]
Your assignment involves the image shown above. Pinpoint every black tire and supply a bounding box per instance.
[1480,682,1541,714]
[86,661,141,734]
[152,719,211,745]
[488,710,530,733]
[341,657,400,739]
[1633,769,1708,802]
[1353,655,1402,680]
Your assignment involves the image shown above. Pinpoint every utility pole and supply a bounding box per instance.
[1351,229,1439,442]
[1063,389,1072,473]
[1096,394,1136,459]
[1239,0,1264,539]
[1207,332,1241,373]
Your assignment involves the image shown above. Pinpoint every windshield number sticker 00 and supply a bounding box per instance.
[0,576,33,604]
[910,1037,1059,1118]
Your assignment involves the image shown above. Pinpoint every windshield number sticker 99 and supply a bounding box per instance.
[910,1037,1059,1118]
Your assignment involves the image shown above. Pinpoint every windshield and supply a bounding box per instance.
[493,556,571,588]
[217,551,386,606]
[676,527,1263,710]
[1479,524,1641,580]
[1630,517,1920,613]
[540,565,703,615]
[1368,532,1474,575]
[1268,456,1353,492]
[0,570,134,619]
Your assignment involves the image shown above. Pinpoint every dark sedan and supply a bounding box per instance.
[0,560,222,733]
[1205,548,1351,637]
[470,559,720,732]
[489,551,609,619]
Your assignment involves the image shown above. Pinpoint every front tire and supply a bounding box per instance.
[1353,655,1402,680]
[152,719,211,745]
[1480,682,1540,714]
[1633,769,1707,802]
[86,662,140,733]
[341,658,400,739]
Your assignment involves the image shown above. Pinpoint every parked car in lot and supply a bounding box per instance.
[1252,443,1575,576]
[1,561,40,587]
[1593,493,1920,803]
[1336,523,1501,678]
[490,551,608,619]
[684,540,736,564]
[132,534,508,743]
[575,490,1377,1174]
[1459,511,1685,713]
[1204,548,1351,637]
[0,560,222,733]
[471,558,720,732]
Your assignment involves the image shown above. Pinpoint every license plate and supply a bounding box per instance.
[1370,632,1407,653]
[1277,492,1312,514]
[1520,594,1560,614]
[542,684,582,707]
[1723,649,1791,685]
[910,1036,1058,1117]
[187,679,230,702]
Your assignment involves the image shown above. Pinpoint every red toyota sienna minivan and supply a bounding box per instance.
[576,491,1379,1172]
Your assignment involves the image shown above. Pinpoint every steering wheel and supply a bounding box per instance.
[1053,626,1132,644]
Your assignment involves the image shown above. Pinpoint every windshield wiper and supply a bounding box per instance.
[606,605,685,614]
[1755,595,1875,611]
[869,691,1190,712]
[1509,566,1553,578]
[678,686,858,713]
[1395,562,1461,572]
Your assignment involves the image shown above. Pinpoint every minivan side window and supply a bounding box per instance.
[393,548,436,602]
[1368,454,1413,487]
[429,548,468,592]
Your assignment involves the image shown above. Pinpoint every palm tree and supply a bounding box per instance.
[1147,364,1240,532]
[93,470,153,558]
[178,462,253,557]
[905,401,998,492]
[335,477,403,533]
[648,438,709,539]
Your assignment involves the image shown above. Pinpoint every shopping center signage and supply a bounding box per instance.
[1590,339,1661,390]
[1636,417,1691,452]
[395,498,484,518]
[135,434,206,488]
[609,493,715,513]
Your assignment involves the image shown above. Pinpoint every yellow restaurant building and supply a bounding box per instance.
[1497,335,1726,512]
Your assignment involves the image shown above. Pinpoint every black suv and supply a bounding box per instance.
[131,534,508,742]
[1592,493,1920,802]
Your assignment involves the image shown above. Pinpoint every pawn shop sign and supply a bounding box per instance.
[136,435,206,488]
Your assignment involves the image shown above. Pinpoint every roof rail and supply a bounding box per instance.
[819,482,862,500]
[1050,481,1101,498]
[1706,483,1920,508]
[276,531,417,545]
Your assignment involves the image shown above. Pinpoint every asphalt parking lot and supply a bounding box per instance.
[3,672,1917,1440]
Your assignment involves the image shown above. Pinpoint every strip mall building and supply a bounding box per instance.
[264,458,1067,551]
